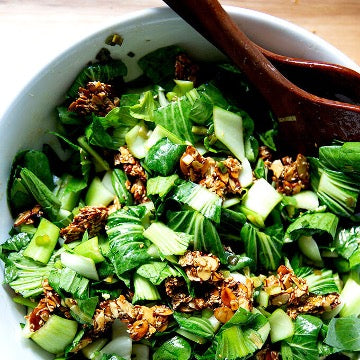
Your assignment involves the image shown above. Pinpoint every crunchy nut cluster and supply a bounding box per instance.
[175,53,199,84]
[14,204,43,227]
[269,154,310,195]
[287,293,340,320]
[178,251,223,282]
[258,145,273,166]
[255,347,280,360]
[114,146,148,204]
[92,295,172,341]
[263,265,341,319]
[166,251,254,323]
[26,280,71,332]
[214,277,254,323]
[263,265,309,306]
[60,206,109,243]
[68,81,119,116]
[180,146,245,197]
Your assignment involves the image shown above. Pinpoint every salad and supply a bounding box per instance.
[1,43,360,360]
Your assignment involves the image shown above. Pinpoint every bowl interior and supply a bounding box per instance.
[0,6,358,359]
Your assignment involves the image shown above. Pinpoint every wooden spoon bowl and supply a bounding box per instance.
[163,0,360,154]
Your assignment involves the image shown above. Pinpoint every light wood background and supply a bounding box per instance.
[0,0,359,116]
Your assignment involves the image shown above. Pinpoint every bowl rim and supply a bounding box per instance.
[0,5,359,359]
[1,6,359,121]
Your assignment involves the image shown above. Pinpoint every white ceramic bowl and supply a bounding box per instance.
[0,6,359,359]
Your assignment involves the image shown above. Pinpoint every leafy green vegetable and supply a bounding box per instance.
[153,336,192,360]
[173,312,215,340]
[0,232,32,253]
[240,222,283,271]
[302,269,339,295]
[285,212,339,242]
[2,251,56,298]
[48,266,90,300]
[133,273,160,303]
[136,261,179,285]
[310,157,359,217]
[172,180,222,223]
[153,98,195,143]
[143,222,191,256]
[319,142,360,180]
[138,45,184,89]
[144,138,186,176]
[111,169,133,205]
[69,296,99,325]
[67,59,127,98]
[333,225,360,261]
[147,174,179,198]
[282,315,323,360]
[167,210,226,263]
[20,168,61,222]
[85,116,116,150]
[106,206,151,276]
[324,317,360,351]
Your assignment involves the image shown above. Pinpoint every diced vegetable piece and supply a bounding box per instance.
[298,235,323,263]
[81,338,108,359]
[172,80,194,96]
[73,236,105,263]
[175,329,208,344]
[153,336,192,360]
[60,252,99,281]
[54,174,86,211]
[125,122,149,159]
[143,222,191,256]
[85,177,115,206]
[147,174,179,198]
[268,309,294,343]
[23,218,60,264]
[100,320,132,360]
[31,315,78,354]
[239,158,253,188]
[242,178,282,222]
[145,125,185,151]
[339,276,360,317]
[132,273,161,303]
[173,180,222,223]
[213,106,245,161]
[283,190,319,210]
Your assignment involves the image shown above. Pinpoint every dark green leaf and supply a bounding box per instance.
[153,335,192,360]
[167,210,226,263]
[67,59,127,98]
[144,138,186,176]
[282,315,323,360]
[138,45,184,89]
[324,317,360,351]
[111,169,133,205]
[285,212,339,242]
[136,261,179,285]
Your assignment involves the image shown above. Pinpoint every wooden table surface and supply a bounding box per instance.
[0,0,359,116]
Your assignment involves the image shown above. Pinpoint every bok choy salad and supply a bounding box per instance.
[2,44,360,360]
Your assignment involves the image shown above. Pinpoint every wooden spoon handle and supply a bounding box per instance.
[163,0,296,116]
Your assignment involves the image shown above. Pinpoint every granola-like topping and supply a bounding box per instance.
[14,204,43,227]
[166,252,254,322]
[180,146,245,197]
[26,280,71,332]
[269,154,310,195]
[263,265,341,319]
[287,293,341,319]
[92,295,172,341]
[256,347,280,360]
[114,146,148,204]
[68,81,119,116]
[175,53,199,84]
[263,265,309,306]
[60,206,109,243]
[179,250,223,282]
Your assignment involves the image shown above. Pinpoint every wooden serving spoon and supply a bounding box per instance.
[163,0,360,154]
